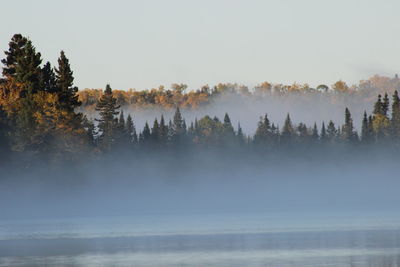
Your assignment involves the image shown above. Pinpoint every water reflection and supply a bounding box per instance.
[1,229,400,266]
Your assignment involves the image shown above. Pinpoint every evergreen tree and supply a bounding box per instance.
[237,122,245,146]
[254,114,271,145]
[373,94,383,116]
[281,114,294,145]
[159,115,168,147]
[39,62,57,93]
[382,93,389,117]
[0,105,10,156]
[55,51,80,111]
[95,84,120,151]
[140,122,151,147]
[342,108,357,143]
[320,122,327,143]
[373,94,390,141]
[391,90,400,139]
[125,114,137,146]
[171,107,185,146]
[1,34,28,80]
[312,123,319,142]
[151,118,160,146]
[326,120,337,143]
[361,111,371,144]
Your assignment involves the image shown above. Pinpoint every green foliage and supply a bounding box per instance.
[95,84,120,151]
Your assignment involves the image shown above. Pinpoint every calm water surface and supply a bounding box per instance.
[1,212,400,266]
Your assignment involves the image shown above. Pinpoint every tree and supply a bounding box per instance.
[320,122,327,143]
[382,93,389,117]
[281,114,294,145]
[159,115,168,147]
[151,118,160,146]
[125,114,137,147]
[95,84,120,151]
[55,51,80,111]
[326,120,337,143]
[0,105,10,156]
[312,123,319,142]
[1,34,28,80]
[171,107,185,146]
[361,111,371,144]
[342,108,357,143]
[391,90,400,139]
[332,80,349,92]
[372,94,390,141]
[40,62,57,93]
[237,122,245,146]
[223,113,235,145]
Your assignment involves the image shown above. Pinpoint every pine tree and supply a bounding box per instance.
[14,40,42,94]
[125,114,137,146]
[373,94,390,141]
[95,84,120,151]
[0,105,10,156]
[1,34,28,79]
[159,115,168,147]
[237,122,245,146]
[39,62,57,92]
[361,111,370,144]
[342,108,357,143]
[281,113,294,145]
[140,122,151,147]
[151,118,160,146]
[326,120,337,143]
[391,90,400,139]
[55,51,80,111]
[223,113,235,145]
[320,122,327,143]
[171,107,184,146]
[382,93,389,117]
[312,123,319,142]
[254,114,271,145]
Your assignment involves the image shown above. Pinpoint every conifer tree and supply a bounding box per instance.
[151,118,160,146]
[373,94,390,141]
[171,107,185,146]
[391,90,400,139]
[361,111,371,144]
[326,120,337,142]
[312,123,319,142]
[95,84,120,151]
[237,122,245,146]
[320,122,327,143]
[140,122,151,147]
[55,51,80,111]
[159,115,168,147]
[1,34,28,79]
[373,94,383,116]
[40,62,57,93]
[0,105,10,156]
[125,114,137,146]
[281,114,294,145]
[342,108,357,143]
[382,93,389,117]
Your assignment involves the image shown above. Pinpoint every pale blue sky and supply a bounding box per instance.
[2,0,400,90]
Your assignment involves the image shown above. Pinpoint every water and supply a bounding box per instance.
[1,212,400,266]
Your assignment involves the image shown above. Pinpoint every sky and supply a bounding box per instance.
[1,0,400,90]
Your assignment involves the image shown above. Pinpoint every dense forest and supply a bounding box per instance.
[1,34,400,164]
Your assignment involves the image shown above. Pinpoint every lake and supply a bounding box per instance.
[1,212,400,266]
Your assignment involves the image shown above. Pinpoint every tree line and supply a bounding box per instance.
[1,34,400,161]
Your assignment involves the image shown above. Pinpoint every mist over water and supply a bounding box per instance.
[1,150,400,266]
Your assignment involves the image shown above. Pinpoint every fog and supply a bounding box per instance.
[1,149,399,221]
[114,92,373,135]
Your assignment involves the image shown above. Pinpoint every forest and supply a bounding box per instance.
[1,34,400,165]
